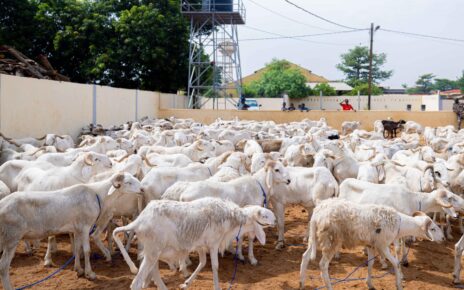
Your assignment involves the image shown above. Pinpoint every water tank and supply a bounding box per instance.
[202,0,233,12]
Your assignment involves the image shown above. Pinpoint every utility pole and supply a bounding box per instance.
[367,23,374,111]
[368,23,380,111]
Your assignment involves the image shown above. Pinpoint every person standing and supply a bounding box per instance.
[453,98,464,129]
[340,99,356,111]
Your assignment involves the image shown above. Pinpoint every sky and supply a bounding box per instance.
[236,0,464,88]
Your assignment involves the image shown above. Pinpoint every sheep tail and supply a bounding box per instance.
[113,225,138,274]
[309,219,317,261]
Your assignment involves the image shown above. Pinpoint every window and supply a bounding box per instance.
[406,104,412,111]
[421,105,426,111]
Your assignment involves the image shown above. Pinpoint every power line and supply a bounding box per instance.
[242,25,361,46]
[380,28,464,43]
[241,29,369,41]
[247,0,335,32]
[283,0,362,30]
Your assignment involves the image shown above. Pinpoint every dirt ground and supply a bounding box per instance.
[9,205,461,290]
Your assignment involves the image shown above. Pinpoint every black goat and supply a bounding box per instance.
[382,119,406,138]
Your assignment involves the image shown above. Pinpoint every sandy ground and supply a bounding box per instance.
[8,205,461,290]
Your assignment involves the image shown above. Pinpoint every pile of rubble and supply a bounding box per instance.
[0,45,69,81]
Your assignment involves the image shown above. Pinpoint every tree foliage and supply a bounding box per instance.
[311,83,336,96]
[348,83,383,96]
[247,59,311,99]
[405,73,464,94]
[336,45,393,87]
[0,0,191,92]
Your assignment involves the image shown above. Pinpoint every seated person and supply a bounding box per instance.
[299,103,309,112]
[288,103,296,111]
[281,101,288,111]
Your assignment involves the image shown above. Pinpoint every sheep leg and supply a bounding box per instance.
[248,233,258,265]
[299,244,313,289]
[107,221,116,255]
[379,248,403,290]
[460,217,464,234]
[150,260,167,290]
[237,235,245,262]
[366,247,376,290]
[179,257,192,278]
[81,229,96,280]
[401,238,410,267]
[24,240,33,255]
[273,201,286,249]
[91,229,112,262]
[131,255,159,290]
[73,232,84,277]
[453,234,464,284]
[0,242,18,290]
[50,236,58,253]
[210,246,221,290]
[446,214,454,240]
[319,251,335,290]
[180,249,207,289]
[44,236,57,267]
[125,230,136,252]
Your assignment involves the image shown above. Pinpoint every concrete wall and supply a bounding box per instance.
[160,93,188,109]
[171,95,440,111]
[0,74,93,138]
[158,109,457,131]
[0,75,159,138]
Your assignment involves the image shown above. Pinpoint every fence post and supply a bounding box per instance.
[135,89,138,121]
[357,90,361,111]
[92,84,97,125]
[319,90,322,110]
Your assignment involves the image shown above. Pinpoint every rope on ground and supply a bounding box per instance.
[227,224,243,290]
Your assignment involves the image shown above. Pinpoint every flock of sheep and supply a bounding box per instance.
[0,116,463,290]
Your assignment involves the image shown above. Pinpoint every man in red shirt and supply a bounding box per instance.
[340,99,356,111]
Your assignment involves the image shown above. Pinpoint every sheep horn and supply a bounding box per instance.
[28,147,46,156]
[142,155,157,167]
[117,153,131,163]
[84,154,94,166]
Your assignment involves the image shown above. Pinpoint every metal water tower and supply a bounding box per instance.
[181,0,246,109]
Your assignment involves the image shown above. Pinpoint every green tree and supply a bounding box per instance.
[249,59,311,98]
[336,45,393,87]
[0,0,191,92]
[414,73,435,93]
[457,71,464,94]
[433,78,458,91]
[312,83,336,96]
[348,83,383,96]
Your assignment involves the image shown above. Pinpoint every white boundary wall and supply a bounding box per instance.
[0,74,160,138]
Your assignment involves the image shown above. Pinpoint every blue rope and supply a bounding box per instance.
[16,255,76,290]
[256,181,268,208]
[227,224,243,290]
[312,255,393,290]
[15,194,102,290]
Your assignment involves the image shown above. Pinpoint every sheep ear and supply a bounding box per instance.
[253,222,266,245]
[111,173,125,191]
[435,190,452,208]
[423,219,433,241]
[81,166,92,180]
[377,165,385,182]
[266,167,273,189]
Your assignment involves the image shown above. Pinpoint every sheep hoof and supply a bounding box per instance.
[44,260,57,268]
[249,258,258,266]
[447,234,454,241]
[368,287,376,290]
[401,261,409,267]
[180,283,188,289]
[85,271,96,280]
[299,281,305,289]
[275,241,285,250]
[75,268,85,277]
[381,263,389,270]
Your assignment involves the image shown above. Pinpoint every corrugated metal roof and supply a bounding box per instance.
[241,62,329,84]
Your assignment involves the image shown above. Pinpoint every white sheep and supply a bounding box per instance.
[113,198,275,290]
[299,198,445,290]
